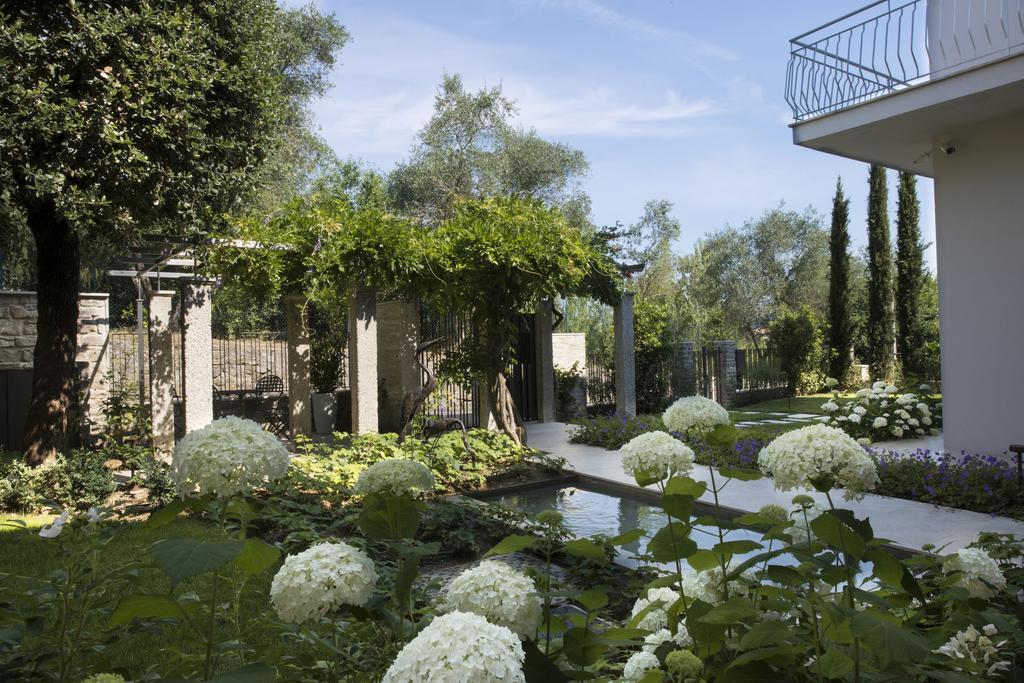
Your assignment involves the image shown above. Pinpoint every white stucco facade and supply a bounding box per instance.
[931,113,1024,455]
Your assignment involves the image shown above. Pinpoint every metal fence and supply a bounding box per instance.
[585,352,615,407]
[786,0,1024,120]
[418,305,481,428]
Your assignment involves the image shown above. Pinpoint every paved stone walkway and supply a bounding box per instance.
[525,422,1024,552]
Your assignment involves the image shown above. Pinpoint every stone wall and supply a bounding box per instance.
[552,332,586,372]
[0,291,111,441]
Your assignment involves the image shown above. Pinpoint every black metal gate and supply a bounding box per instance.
[508,315,537,422]
[418,305,481,428]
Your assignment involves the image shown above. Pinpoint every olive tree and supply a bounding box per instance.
[0,1,345,463]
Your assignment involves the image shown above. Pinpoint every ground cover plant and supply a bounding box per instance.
[2,413,1024,681]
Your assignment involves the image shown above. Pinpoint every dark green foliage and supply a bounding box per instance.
[895,172,929,378]
[0,450,116,512]
[827,178,854,383]
[865,165,895,379]
[768,306,825,396]
[633,297,673,413]
[554,362,585,421]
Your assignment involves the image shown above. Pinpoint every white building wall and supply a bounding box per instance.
[932,112,1024,455]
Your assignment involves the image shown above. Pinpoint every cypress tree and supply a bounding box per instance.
[827,178,853,383]
[895,171,926,377]
[866,165,895,380]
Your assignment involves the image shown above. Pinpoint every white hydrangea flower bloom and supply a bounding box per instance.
[871,381,886,391]
[757,424,879,500]
[917,403,930,415]
[821,401,839,413]
[441,561,541,640]
[620,431,695,482]
[895,409,911,420]
[943,547,1007,598]
[884,384,898,393]
[856,388,873,398]
[353,458,435,497]
[382,611,525,683]
[934,624,1011,677]
[856,437,871,446]
[38,510,70,539]
[922,416,932,426]
[908,418,920,427]
[642,625,692,652]
[853,406,867,416]
[896,394,915,406]
[171,417,289,498]
[631,587,682,631]
[270,541,377,624]
[919,383,932,392]
[662,396,730,435]
[872,417,888,429]
[679,566,755,605]
[848,413,862,424]
[623,650,661,682]
[825,377,839,388]
[891,426,904,438]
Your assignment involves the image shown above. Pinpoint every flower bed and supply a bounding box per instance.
[821,380,943,444]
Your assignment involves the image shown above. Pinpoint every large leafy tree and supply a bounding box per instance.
[827,178,854,383]
[426,196,618,443]
[895,171,928,378]
[865,165,895,380]
[389,73,589,226]
[688,207,828,349]
[0,0,343,464]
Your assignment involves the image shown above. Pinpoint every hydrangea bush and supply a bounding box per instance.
[171,416,289,498]
[662,395,730,436]
[821,380,943,444]
[352,458,436,497]
[440,560,542,640]
[381,611,526,683]
[619,431,695,484]
[270,541,377,623]
[757,423,879,500]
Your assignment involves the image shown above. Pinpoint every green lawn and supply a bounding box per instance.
[733,393,849,417]
[0,513,281,679]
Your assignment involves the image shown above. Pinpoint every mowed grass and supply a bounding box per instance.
[0,513,283,679]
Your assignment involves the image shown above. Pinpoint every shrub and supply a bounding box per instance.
[0,449,118,512]
[768,306,826,395]
[821,381,942,443]
[554,362,584,421]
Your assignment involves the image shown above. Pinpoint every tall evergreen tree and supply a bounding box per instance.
[866,165,895,380]
[827,178,853,383]
[895,171,927,377]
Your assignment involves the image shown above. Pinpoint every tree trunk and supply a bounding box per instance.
[22,201,80,466]
[491,372,526,446]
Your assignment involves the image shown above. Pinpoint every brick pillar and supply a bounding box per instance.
[672,341,696,397]
[534,300,555,423]
[348,287,378,433]
[76,293,111,443]
[286,295,312,438]
[147,290,176,460]
[713,340,738,409]
[182,280,214,433]
[614,292,636,416]
[377,300,420,433]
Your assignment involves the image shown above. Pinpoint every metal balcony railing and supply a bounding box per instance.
[786,0,1024,121]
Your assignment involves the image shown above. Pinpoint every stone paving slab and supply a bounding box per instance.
[529,422,1024,552]
[785,413,819,419]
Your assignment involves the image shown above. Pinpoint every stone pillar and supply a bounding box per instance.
[613,292,636,416]
[76,293,111,443]
[286,295,312,438]
[147,290,176,460]
[713,340,738,409]
[377,300,420,433]
[534,300,555,423]
[672,342,696,398]
[182,280,214,433]
[348,288,378,433]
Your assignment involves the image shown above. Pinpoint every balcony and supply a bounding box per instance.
[786,0,1024,122]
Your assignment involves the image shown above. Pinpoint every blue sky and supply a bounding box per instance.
[291,0,937,271]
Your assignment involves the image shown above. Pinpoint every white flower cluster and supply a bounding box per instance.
[788,502,826,546]
[662,396,730,436]
[270,541,377,624]
[680,567,754,605]
[631,587,682,631]
[757,424,879,500]
[821,382,942,444]
[943,547,1007,598]
[643,625,693,651]
[382,611,525,683]
[620,431,695,483]
[353,458,435,497]
[623,650,661,682]
[934,623,1011,677]
[171,417,289,498]
[441,561,542,640]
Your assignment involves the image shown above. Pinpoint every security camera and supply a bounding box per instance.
[940,144,957,156]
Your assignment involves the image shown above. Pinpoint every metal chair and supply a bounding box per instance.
[253,374,288,436]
